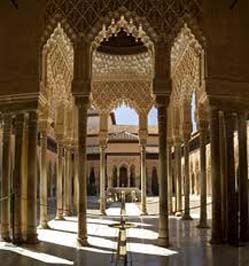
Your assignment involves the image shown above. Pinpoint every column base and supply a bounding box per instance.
[1,234,11,243]
[158,237,169,247]
[197,222,210,229]
[210,237,224,245]
[77,237,88,246]
[175,211,182,217]
[100,210,107,216]
[25,234,39,244]
[12,236,24,245]
[141,210,148,216]
[55,215,65,221]
[181,214,193,220]
[38,223,51,229]
[63,210,72,217]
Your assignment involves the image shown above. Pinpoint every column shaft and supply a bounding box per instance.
[224,112,238,245]
[140,144,147,214]
[1,114,12,241]
[99,146,106,214]
[210,108,223,244]
[77,99,88,245]
[13,113,25,243]
[64,148,72,216]
[157,103,169,247]
[167,145,173,214]
[73,148,79,214]
[175,143,182,214]
[39,131,49,228]
[182,137,192,220]
[198,129,209,228]
[26,111,39,243]
[238,112,249,242]
[56,143,64,219]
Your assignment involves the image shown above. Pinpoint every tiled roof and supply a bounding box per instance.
[108,131,139,142]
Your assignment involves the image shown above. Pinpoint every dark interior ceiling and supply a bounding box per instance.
[97,29,147,55]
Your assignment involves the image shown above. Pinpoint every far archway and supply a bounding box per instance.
[120,166,128,187]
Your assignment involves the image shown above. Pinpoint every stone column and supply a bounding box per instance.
[140,143,147,214]
[209,107,223,244]
[127,167,131,188]
[224,112,238,245]
[182,134,192,220]
[1,114,12,241]
[64,147,72,216]
[56,143,64,220]
[117,169,120,187]
[73,147,79,214]
[76,97,89,245]
[13,113,25,243]
[99,113,108,215]
[99,143,107,215]
[175,141,182,215]
[26,111,39,244]
[139,113,148,215]
[237,112,249,243]
[167,141,173,214]
[157,97,169,247]
[39,129,50,228]
[197,123,209,228]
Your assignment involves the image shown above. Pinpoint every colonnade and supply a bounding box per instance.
[0,111,39,244]
[210,108,249,245]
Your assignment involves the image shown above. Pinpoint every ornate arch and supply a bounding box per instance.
[87,7,158,47]
[40,13,78,49]
[169,14,206,50]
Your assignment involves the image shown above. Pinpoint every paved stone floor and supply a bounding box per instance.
[1,196,249,266]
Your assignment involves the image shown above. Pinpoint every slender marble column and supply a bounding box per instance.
[1,114,12,241]
[182,135,192,220]
[197,126,209,228]
[157,100,169,247]
[77,98,88,245]
[224,112,238,245]
[99,144,107,215]
[73,147,79,214]
[64,147,72,216]
[219,112,227,240]
[175,142,182,215]
[140,143,147,214]
[39,130,50,228]
[26,111,39,244]
[117,170,120,187]
[209,107,223,244]
[127,168,131,188]
[13,113,25,243]
[56,143,64,220]
[238,112,249,243]
[167,143,173,214]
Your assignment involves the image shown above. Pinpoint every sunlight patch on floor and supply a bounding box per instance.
[0,242,74,265]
